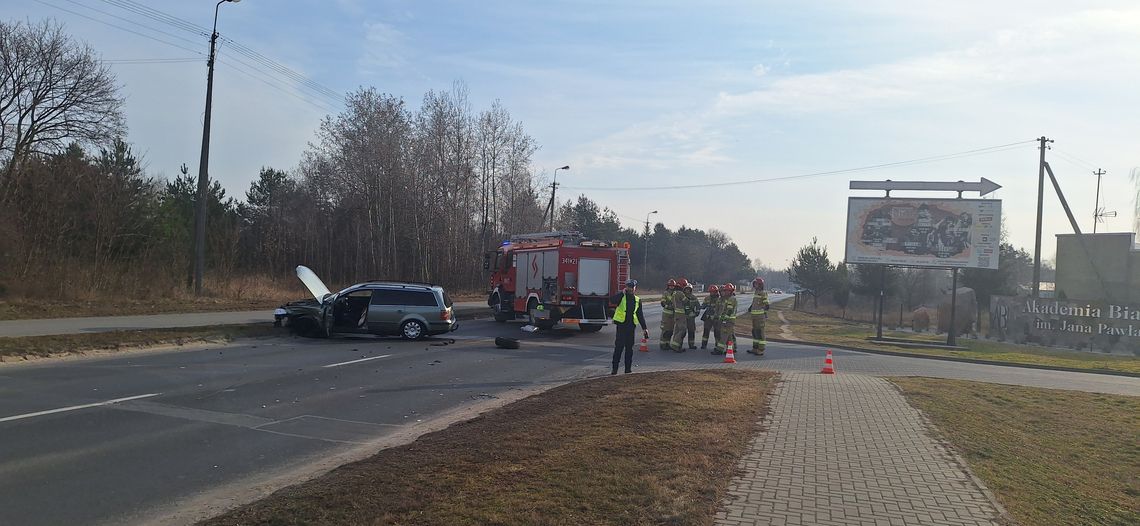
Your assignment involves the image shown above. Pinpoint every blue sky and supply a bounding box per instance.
[8,0,1140,268]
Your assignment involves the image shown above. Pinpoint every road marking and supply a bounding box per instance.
[0,393,161,423]
[322,354,392,368]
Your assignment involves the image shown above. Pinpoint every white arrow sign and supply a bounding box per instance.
[849,177,1002,196]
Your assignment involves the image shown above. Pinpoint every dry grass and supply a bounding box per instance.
[200,369,777,526]
[891,377,1140,526]
[0,324,280,360]
[771,299,1140,374]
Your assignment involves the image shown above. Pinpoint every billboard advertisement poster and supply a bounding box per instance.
[845,197,1001,269]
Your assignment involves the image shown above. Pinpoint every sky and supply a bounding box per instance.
[7,0,1140,269]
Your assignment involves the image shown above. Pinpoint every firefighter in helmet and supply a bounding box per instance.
[716,283,738,354]
[683,282,700,350]
[748,277,770,356]
[701,284,720,350]
[669,278,691,352]
[659,278,678,350]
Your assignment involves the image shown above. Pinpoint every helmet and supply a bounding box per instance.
[752,277,765,290]
[625,279,638,288]
[676,278,690,289]
[708,284,720,294]
[723,283,736,294]
[667,278,678,289]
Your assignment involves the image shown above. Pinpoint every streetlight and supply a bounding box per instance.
[643,210,658,280]
[547,165,569,230]
[193,0,241,296]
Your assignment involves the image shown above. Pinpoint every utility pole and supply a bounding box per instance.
[545,165,568,230]
[193,0,240,295]
[643,210,658,279]
[1093,168,1105,233]
[1032,136,1052,298]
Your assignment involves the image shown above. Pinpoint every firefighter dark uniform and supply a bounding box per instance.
[684,285,700,349]
[748,277,770,356]
[701,284,720,350]
[611,280,648,374]
[659,279,677,350]
[717,283,738,354]
[669,279,691,352]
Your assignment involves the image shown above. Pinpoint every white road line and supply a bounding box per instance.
[0,393,161,423]
[322,354,393,368]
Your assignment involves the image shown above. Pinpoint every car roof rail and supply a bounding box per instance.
[363,280,439,288]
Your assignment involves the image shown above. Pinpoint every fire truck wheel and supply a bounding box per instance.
[579,323,604,333]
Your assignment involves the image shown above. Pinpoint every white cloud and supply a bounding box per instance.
[359,21,406,71]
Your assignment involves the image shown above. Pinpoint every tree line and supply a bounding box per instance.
[0,19,755,299]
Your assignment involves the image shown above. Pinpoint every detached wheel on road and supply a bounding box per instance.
[401,319,427,340]
[579,323,604,333]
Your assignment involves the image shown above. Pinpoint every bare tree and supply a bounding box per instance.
[0,19,125,189]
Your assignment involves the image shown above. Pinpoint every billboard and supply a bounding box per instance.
[845,197,1001,269]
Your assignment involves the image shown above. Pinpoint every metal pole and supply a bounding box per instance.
[1093,168,1104,233]
[876,265,885,339]
[193,0,228,296]
[643,211,656,280]
[947,267,959,346]
[1032,136,1051,298]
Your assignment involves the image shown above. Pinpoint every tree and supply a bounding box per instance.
[787,237,834,307]
[0,19,125,190]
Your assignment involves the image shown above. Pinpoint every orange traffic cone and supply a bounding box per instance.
[820,349,835,374]
[723,339,737,364]
[638,337,649,352]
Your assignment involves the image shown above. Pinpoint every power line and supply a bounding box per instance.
[59,0,204,49]
[220,37,342,102]
[1050,148,1099,171]
[33,0,205,56]
[216,41,341,107]
[96,0,209,36]
[216,57,337,114]
[104,57,202,64]
[561,140,1037,191]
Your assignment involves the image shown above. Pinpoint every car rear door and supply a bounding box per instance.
[368,289,403,334]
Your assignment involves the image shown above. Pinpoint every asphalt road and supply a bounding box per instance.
[2,293,1137,525]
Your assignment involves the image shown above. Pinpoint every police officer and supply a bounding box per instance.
[717,283,738,354]
[748,277,770,356]
[669,278,691,352]
[659,278,677,350]
[610,279,649,374]
[701,284,720,350]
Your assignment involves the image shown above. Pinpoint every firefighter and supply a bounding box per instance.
[747,277,770,356]
[610,279,649,374]
[717,283,738,354]
[683,282,700,349]
[669,278,691,352]
[700,284,720,350]
[659,278,677,350]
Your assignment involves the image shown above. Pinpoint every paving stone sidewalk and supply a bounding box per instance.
[716,372,1007,526]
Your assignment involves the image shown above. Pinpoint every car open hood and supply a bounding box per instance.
[296,265,332,303]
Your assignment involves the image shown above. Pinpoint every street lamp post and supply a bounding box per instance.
[643,210,658,280]
[547,165,569,230]
[193,0,240,295]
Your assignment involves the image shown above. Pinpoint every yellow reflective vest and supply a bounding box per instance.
[613,294,641,326]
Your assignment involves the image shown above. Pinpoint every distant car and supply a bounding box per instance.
[278,266,458,340]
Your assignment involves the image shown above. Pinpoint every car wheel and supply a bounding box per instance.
[401,319,427,340]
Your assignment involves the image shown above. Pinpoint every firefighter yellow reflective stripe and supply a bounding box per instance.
[613,295,640,326]
[750,310,767,315]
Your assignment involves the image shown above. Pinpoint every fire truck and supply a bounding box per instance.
[485,231,632,332]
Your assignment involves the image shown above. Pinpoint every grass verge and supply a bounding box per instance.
[0,323,280,361]
[201,369,777,526]
[891,377,1139,526]
[772,299,1140,374]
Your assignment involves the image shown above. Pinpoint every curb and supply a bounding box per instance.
[765,336,1140,379]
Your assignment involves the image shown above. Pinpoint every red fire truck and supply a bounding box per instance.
[485,231,632,332]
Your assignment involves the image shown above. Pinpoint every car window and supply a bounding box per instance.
[404,290,438,306]
[442,291,453,307]
[370,289,401,305]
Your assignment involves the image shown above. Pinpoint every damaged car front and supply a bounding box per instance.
[276,265,334,337]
